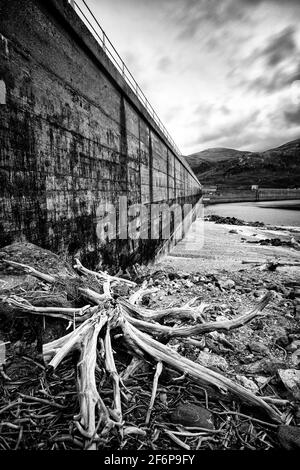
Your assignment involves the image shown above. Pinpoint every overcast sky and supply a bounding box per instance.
[81,0,300,155]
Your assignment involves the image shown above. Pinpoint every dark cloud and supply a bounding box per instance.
[238,0,300,4]
[235,0,262,4]
[194,102,214,116]
[248,74,282,93]
[173,0,300,44]
[157,56,172,72]
[193,102,236,122]
[173,0,248,41]
[192,128,300,153]
[285,108,300,125]
[220,105,231,115]
[248,65,300,93]
[89,0,300,154]
[193,110,259,147]
[259,27,296,67]
[263,0,300,3]
[291,66,300,83]
[172,0,291,42]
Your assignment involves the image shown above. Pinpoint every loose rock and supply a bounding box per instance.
[197,350,228,372]
[278,369,300,401]
[275,335,290,348]
[235,375,259,394]
[286,340,300,352]
[248,342,269,355]
[170,403,215,430]
[219,279,235,290]
[278,425,300,450]
[241,358,284,375]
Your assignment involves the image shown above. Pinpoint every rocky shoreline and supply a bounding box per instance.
[0,214,299,450]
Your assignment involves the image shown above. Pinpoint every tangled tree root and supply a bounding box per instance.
[1,258,285,449]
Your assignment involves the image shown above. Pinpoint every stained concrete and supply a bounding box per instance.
[0,0,201,268]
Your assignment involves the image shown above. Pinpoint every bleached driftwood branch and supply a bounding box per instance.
[121,293,272,338]
[119,313,282,424]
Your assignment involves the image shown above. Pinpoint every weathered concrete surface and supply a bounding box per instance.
[0,0,201,268]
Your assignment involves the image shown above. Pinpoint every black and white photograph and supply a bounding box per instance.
[0,0,299,455]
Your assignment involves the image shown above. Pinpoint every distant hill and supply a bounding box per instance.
[185,139,300,188]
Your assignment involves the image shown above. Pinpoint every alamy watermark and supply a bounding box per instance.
[94,196,204,243]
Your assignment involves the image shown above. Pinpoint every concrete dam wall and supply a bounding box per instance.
[0,0,201,268]
[204,188,300,205]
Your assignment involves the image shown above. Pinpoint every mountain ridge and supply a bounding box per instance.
[185,138,300,188]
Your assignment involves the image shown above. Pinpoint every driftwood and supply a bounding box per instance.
[120,357,146,382]
[119,297,209,322]
[242,259,300,271]
[1,296,93,323]
[44,309,119,449]
[3,259,58,283]
[2,259,111,305]
[1,259,285,450]
[242,260,300,265]
[118,314,282,424]
[74,258,136,287]
[145,361,163,425]
[121,292,272,338]
[104,321,123,425]
[128,281,158,305]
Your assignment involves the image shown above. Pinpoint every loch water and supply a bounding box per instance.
[206,199,300,227]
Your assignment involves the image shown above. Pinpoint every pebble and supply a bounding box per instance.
[291,349,300,367]
[197,351,228,372]
[219,279,235,290]
[248,341,269,355]
[278,369,300,401]
[255,376,269,388]
[286,340,300,352]
[288,333,300,341]
[184,280,194,288]
[239,354,254,364]
[275,335,290,348]
[251,319,265,331]
[170,403,215,429]
[167,272,181,281]
[235,375,259,394]
[215,315,228,322]
[112,284,131,297]
[254,289,267,298]
[13,340,23,355]
[159,392,168,405]
[278,425,300,450]
[241,358,284,375]
[294,407,300,425]
[179,272,190,279]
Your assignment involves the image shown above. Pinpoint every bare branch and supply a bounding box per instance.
[119,298,209,323]
[121,293,272,338]
[145,361,163,425]
[74,258,136,287]
[119,315,282,424]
